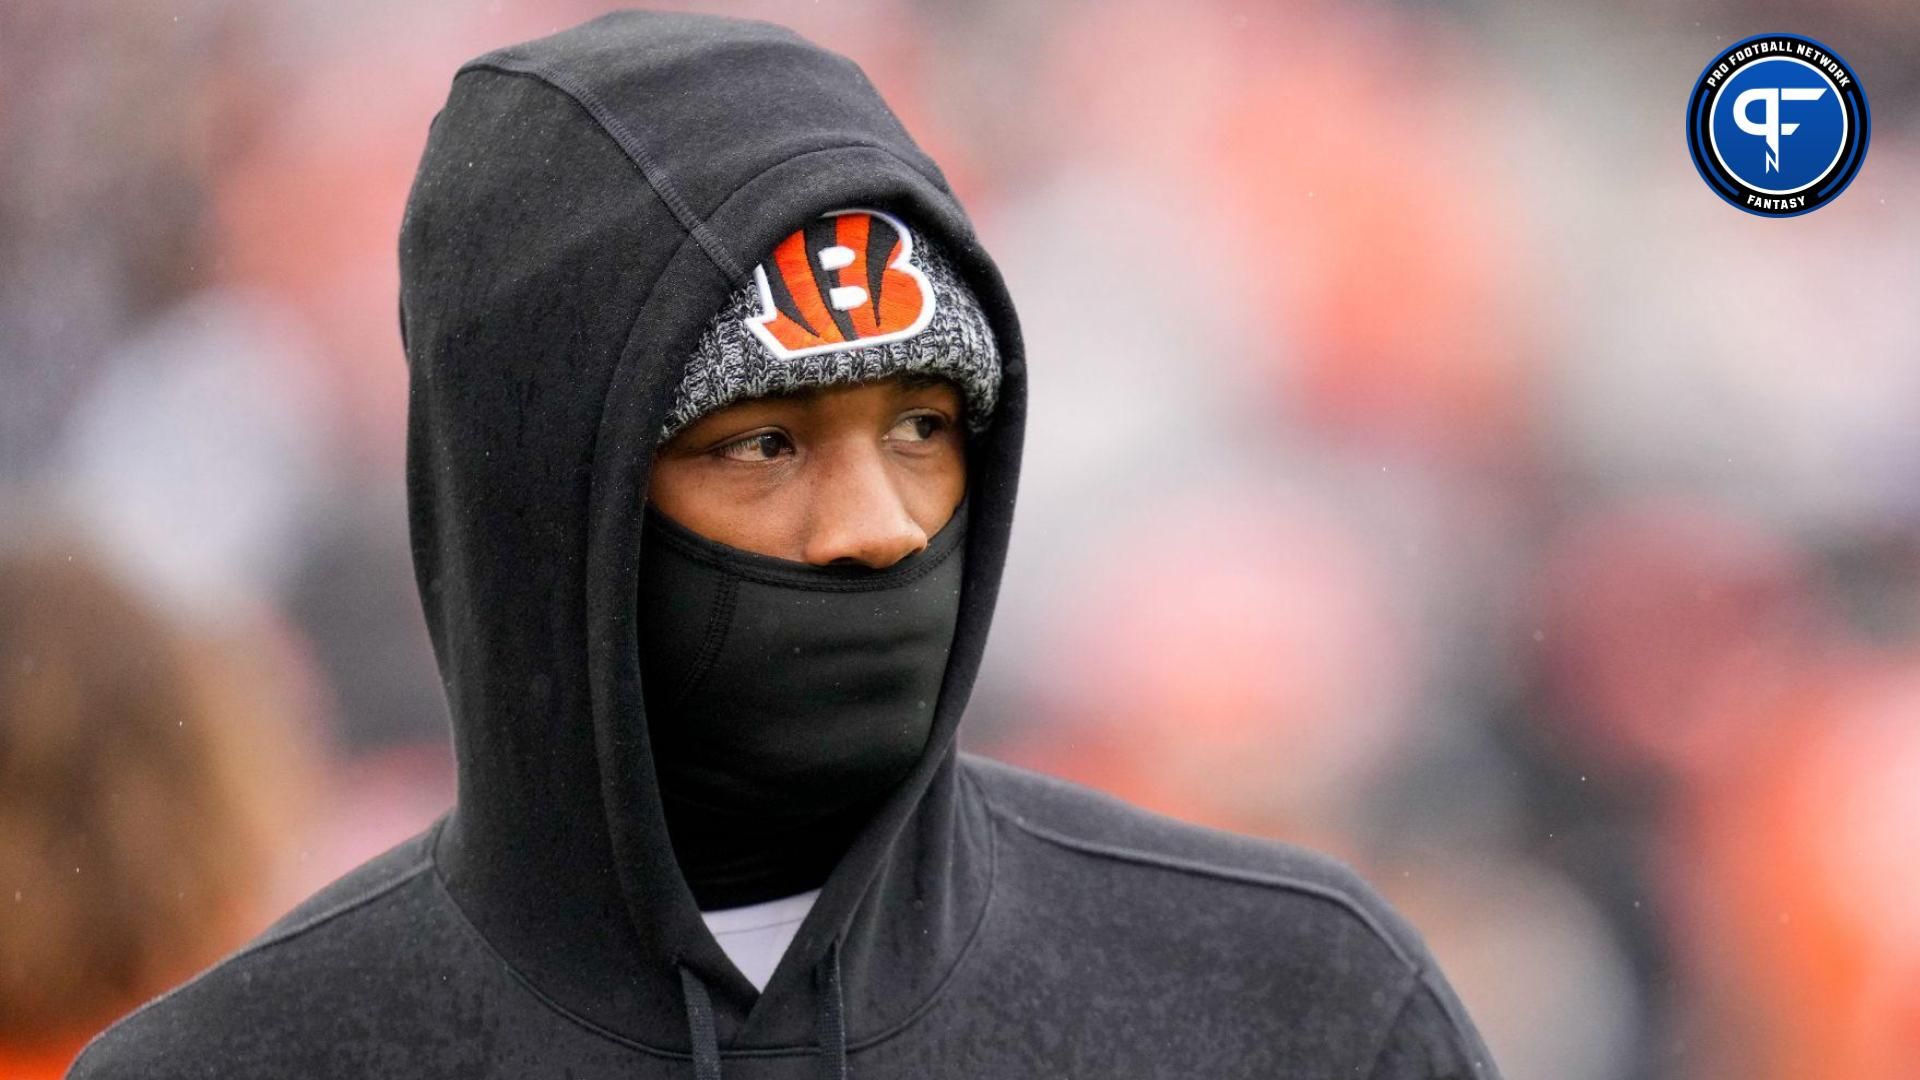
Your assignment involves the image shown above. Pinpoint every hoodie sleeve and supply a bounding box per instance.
[1364,969,1504,1080]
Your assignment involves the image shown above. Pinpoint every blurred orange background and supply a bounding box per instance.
[3,2,1917,1077]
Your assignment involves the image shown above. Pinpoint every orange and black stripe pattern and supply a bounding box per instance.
[746,210,933,357]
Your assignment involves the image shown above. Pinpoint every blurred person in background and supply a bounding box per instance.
[70,10,1498,1078]
[0,539,309,1077]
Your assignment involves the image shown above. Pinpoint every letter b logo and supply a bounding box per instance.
[745,209,936,359]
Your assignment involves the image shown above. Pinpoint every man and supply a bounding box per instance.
[72,11,1501,1078]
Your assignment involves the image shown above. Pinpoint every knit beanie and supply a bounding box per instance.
[660,209,1001,442]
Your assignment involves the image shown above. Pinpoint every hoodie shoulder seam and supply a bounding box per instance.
[248,822,444,953]
[248,860,436,952]
[982,796,1417,972]
[459,56,746,281]
[1414,959,1496,1075]
[1356,968,1425,1080]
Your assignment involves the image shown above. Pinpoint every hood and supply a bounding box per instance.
[397,8,1026,1063]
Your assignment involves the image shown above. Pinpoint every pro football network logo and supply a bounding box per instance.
[745,208,935,359]
[1686,34,1869,217]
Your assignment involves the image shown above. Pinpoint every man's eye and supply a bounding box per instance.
[888,414,946,442]
[716,431,793,462]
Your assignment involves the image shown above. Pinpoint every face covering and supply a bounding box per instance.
[636,493,968,910]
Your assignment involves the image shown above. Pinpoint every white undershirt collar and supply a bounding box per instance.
[698,888,822,992]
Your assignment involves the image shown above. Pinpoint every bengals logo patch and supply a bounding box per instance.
[745,209,936,359]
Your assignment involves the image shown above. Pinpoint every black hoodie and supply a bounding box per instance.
[70,11,1502,1079]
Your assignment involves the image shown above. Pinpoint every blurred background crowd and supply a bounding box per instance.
[3,0,1917,1076]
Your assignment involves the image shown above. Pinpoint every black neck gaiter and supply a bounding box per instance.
[635,494,968,910]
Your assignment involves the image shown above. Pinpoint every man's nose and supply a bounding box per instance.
[801,451,929,569]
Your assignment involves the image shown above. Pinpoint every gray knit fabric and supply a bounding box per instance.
[661,221,1001,442]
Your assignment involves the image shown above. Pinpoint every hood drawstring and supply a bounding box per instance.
[814,941,849,1080]
[677,941,850,1080]
[678,965,723,1080]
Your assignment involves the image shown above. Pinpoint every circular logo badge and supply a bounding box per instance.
[1686,34,1869,217]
